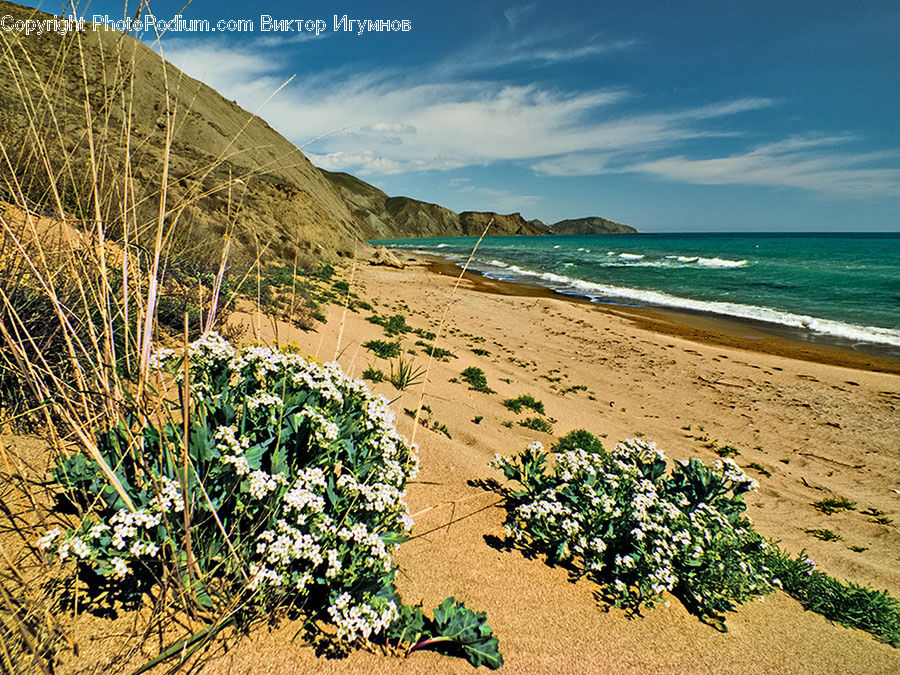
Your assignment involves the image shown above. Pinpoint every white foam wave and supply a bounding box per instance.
[697,257,747,268]
[470,261,900,348]
[618,253,645,260]
[435,243,450,248]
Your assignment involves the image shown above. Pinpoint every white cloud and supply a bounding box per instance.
[157,33,900,199]
[629,136,900,197]
[159,38,774,176]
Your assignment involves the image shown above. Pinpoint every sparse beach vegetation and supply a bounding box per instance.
[518,416,554,433]
[363,339,402,359]
[460,366,494,393]
[502,394,546,415]
[812,497,857,516]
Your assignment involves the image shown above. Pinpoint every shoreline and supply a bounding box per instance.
[424,257,900,375]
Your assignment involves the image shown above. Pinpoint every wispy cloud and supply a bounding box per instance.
[158,27,900,199]
[629,136,900,197]
[161,38,773,176]
[448,35,639,71]
[503,3,538,32]
[447,177,541,212]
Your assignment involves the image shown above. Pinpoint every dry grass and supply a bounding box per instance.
[0,4,311,671]
[0,4,484,671]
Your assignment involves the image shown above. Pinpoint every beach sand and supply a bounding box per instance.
[24,253,898,673]
[181,254,899,674]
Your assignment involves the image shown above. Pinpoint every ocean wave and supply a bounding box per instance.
[662,255,743,266]
[468,260,900,348]
[618,253,645,260]
[696,257,747,268]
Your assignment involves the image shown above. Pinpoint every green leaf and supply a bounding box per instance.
[244,444,265,471]
[387,603,426,644]
[426,597,504,669]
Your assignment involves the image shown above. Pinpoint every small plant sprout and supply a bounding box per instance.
[812,498,857,516]
[805,529,843,542]
[389,355,426,391]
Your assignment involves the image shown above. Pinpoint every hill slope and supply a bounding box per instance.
[322,170,549,238]
[0,0,364,264]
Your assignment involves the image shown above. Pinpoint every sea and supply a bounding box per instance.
[369,232,900,360]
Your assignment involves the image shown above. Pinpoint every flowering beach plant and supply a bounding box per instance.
[492,437,775,629]
[40,332,501,666]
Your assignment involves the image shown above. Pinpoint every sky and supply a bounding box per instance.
[53,1,900,231]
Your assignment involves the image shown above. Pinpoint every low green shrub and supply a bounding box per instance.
[460,367,494,394]
[363,340,402,359]
[761,547,900,647]
[812,497,856,515]
[502,395,545,415]
[715,445,740,458]
[552,429,606,457]
[491,439,773,629]
[518,417,553,433]
[41,333,500,667]
[363,366,385,382]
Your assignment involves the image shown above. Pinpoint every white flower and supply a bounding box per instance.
[36,527,63,550]
[69,536,91,559]
[111,557,129,579]
[248,470,280,500]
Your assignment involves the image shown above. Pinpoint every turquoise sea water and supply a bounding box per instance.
[370,233,900,358]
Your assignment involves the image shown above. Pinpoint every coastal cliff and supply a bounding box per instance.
[321,170,549,238]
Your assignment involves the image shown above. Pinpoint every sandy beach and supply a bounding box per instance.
[143,253,900,674]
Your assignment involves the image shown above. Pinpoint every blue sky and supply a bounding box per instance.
[64,1,900,230]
